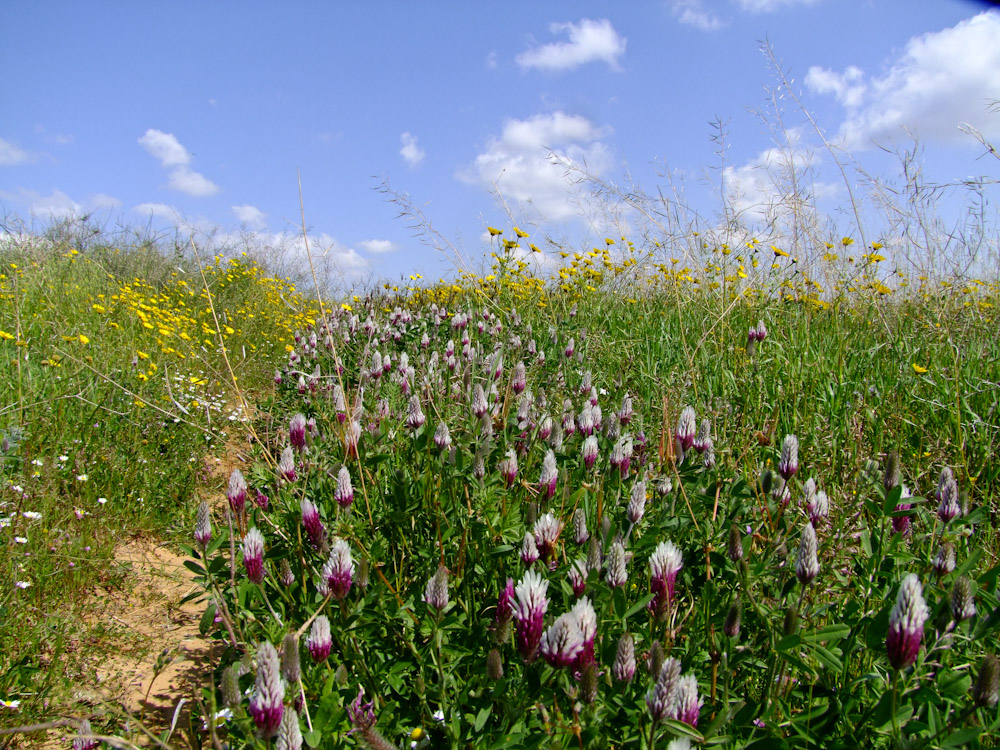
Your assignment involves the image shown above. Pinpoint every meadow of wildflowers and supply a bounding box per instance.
[1,216,998,748]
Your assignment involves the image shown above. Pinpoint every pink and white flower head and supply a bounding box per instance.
[499,450,518,488]
[513,570,549,663]
[539,450,558,499]
[646,657,681,722]
[520,531,540,566]
[627,481,647,525]
[539,610,584,668]
[433,422,452,452]
[887,573,929,670]
[571,596,597,667]
[605,541,628,588]
[406,395,426,430]
[779,434,799,480]
[693,418,712,453]
[538,415,553,442]
[194,500,212,549]
[301,498,325,550]
[306,614,332,662]
[672,674,702,727]
[892,485,914,536]
[512,361,527,394]
[796,522,820,585]
[228,469,248,514]
[572,507,589,545]
[334,466,354,509]
[289,413,307,452]
[613,633,635,683]
[471,384,489,420]
[676,407,697,453]
[619,393,634,425]
[249,641,284,737]
[564,337,575,359]
[533,512,563,562]
[610,435,633,478]
[242,527,265,584]
[649,540,683,617]
[344,420,361,459]
[494,577,515,637]
[568,558,588,596]
[581,435,599,470]
[278,447,297,483]
[321,538,354,600]
[424,564,450,612]
[936,467,961,523]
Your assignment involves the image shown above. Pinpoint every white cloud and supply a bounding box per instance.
[735,0,820,11]
[807,11,1000,149]
[138,128,219,196]
[232,204,267,229]
[89,193,122,210]
[400,132,426,167]
[669,1,725,31]
[457,111,614,223]
[516,19,626,72]
[358,239,397,254]
[28,189,81,219]
[138,129,190,167]
[0,137,33,166]
[166,166,219,197]
[134,202,181,221]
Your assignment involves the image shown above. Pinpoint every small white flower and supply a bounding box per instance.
[15,581,31,589]
[97,497,108,505]
[11,485,23,493]
[432,709,445,723]
[22,511,41,520]
[1,698,22,709]
[14,536,27,544]
[58,455,68,462]
[31,459,43,467]
[76,474,88,482]
[0,517,11,529]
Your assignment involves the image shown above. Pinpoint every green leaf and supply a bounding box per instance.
[474,704,492,733]
[802,624,851,642]
[199,602,217,634]
[623,593,655,620]
[303,730,322,748]
[883,484,903,515]
[941,727,981,747]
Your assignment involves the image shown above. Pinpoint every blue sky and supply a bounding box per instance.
[2,0,999,286]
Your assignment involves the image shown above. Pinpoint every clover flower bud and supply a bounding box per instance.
[276,708,302,750]
[627,481,647,525]
[610,435,633,478]
[282,633,301,684]
[494,577,515,643]
[693,419,712,453]
[301,498,325,551]
[587,535,603,573]
[306,615,332,663]
[344,420,361,458]
[194,500,212,550]
[724,597,742,639]
[884,451,901,495]
[795,522,819,585]
[619,393,633,425]
[580,662,599,704]
[646,657,681,723]
[887,573,929,670]
[321,538,354,600]
[572,507,589,545]
[533,512,563,562]
[539,449,558,499]
[569,558,588,597]
[613,633,636,683]
[934,542,956,577]
[779,434,799,480]
[221,663,242,709]
[605,540,628,588]
[289,413,307,452]
[538,414,553,442]
[254,488,269,510]
[540,610,585,668]
[973,655,1000,708]
[564,337,575,359]
[512,361,527,394]
[892,485,913,536]
[487,648,504,680]
[228,468,248,514]
[937,467,961,523]
[242,527,265,584]
[424,564,449,612]
[581,435,599,471]
[470,384,489,420]
[513,570,549,663]
[728,524,744,562]
[808,489,829,527]
[951,576,976,622]
[249,641,284,737]
[279,559,295,587]
[332,466,354,509]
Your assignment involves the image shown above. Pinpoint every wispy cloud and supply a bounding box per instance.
[232,204,267,229]
[400,132,426,167]
[669,1,725,31]
[458,111,613,223]
[806,11,1000,149]
[358,239,397,254]
[0,137,34,166]
[516,19,626,72]
[138,128,219,196]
